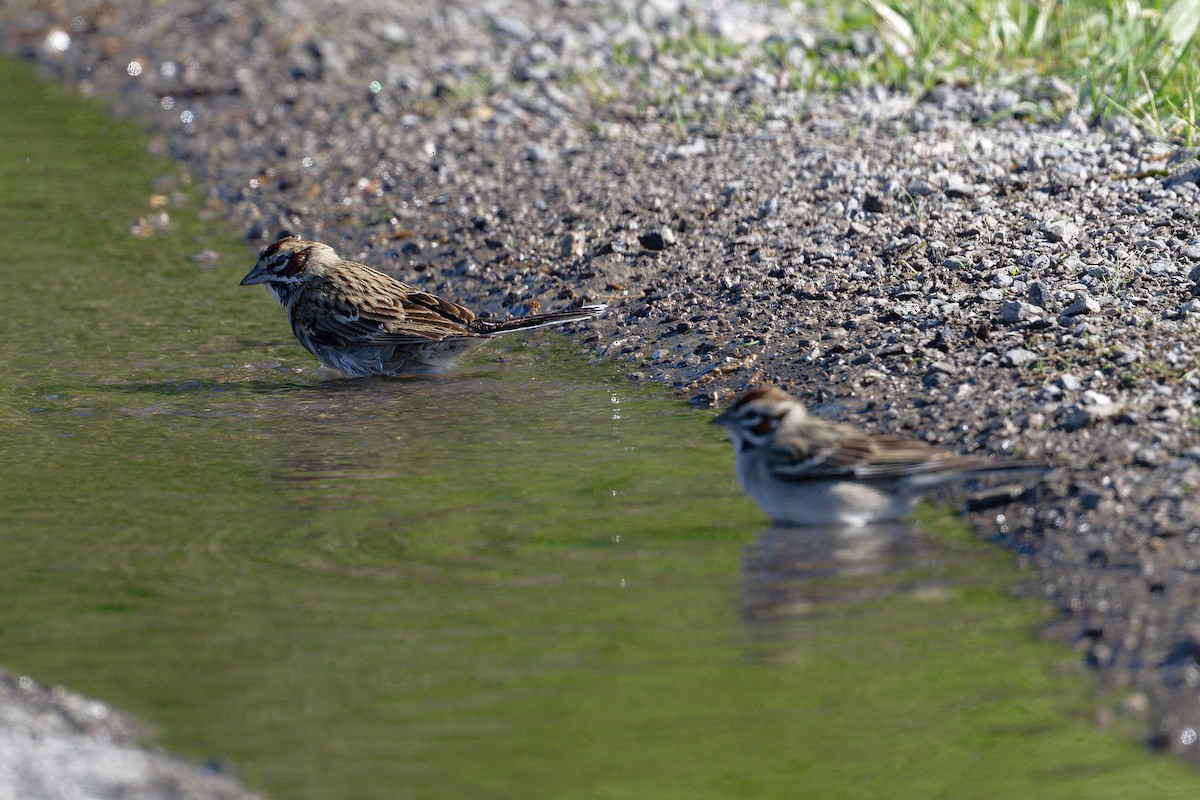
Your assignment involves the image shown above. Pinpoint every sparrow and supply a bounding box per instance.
[713,385,1044,527]
[240,237,605,376]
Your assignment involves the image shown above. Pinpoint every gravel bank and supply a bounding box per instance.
[4,0,1200,765]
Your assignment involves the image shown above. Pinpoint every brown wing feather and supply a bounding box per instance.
[294,261,480,345]
[769,422,983,482]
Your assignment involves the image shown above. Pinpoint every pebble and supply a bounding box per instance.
[1061,293,1101,317]
[1000,300,1045,323]
[1055,374,1082,392]
[1039,218,1080,243]
[1027,280,1051,308]
[906,179,938,196]
[638,226,676,251]
[1002,348,1039,368]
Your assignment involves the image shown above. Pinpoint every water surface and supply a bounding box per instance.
[1,56,1196,799]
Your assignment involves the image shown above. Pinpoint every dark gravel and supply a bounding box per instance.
[4,0,1200,769]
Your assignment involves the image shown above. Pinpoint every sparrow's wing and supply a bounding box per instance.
[294,266,479,345]
[768,424,977,482]
[765,423,870,481]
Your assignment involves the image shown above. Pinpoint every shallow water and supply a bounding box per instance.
[1,56,1197,798]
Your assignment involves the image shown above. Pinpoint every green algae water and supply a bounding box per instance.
[0,56,1196,798]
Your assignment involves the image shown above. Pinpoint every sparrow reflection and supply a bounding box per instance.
[739,522,940,624]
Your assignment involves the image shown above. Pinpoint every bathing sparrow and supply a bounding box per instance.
[240,237,605,376]
[713,385,1043,526]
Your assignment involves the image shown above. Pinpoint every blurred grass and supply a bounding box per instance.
[591,0,1200,140]
[811,0,1200,140]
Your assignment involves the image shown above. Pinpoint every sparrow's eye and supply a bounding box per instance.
[740,410,762,426]
[741,408,778,437]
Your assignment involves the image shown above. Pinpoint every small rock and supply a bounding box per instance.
[944,180,979,199]
[1058,391,1120,431]
[906,179,937,197]
[559,233,584,259]
[1027,280,1051,308]
[1062,293,1101,317]
[1165,166,1200,189]
[638,0,685,27]
[639,227,676,251]
[670,140,707,159]
[1002,348,1039,367]
[1000,300,1046,323]
[862,194,887,213]
[1135,447,1166,467]
[1055,374,1082,392]
[522,143,556,162]
[1110,345,1142,366]
[1145,260,1177,275]
[1039,218,1080,244]
[490,15,533,40]
[377,21,412,46]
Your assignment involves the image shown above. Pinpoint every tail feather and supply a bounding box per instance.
[473,304,607,335]
[903,459,1055,490]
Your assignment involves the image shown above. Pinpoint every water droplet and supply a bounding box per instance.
[126,61,143,77]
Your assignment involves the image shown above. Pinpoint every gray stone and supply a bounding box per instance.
[1039,218,1080,244]
[1062,293,1101,317]
[1111,345,1142,367]
[1055,373,1082,392]
[639,226,676,251]
[1000,300,1046,323]
[1027,280,1051,308]
[906,179,937,196]
[1002,348,1039,367]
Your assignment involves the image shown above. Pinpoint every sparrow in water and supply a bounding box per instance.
[713,385,1043,526]
[240,237,605,376]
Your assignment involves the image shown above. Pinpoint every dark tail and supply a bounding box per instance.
[473,304,607,335]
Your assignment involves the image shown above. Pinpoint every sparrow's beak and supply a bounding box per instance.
[711,410,731,428]
[239,264,270,286]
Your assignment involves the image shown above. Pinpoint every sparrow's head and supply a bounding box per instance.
[239,237,337,288]
[712,385,807,449]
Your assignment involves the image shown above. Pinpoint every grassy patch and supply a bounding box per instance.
[812,0,1200,139]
